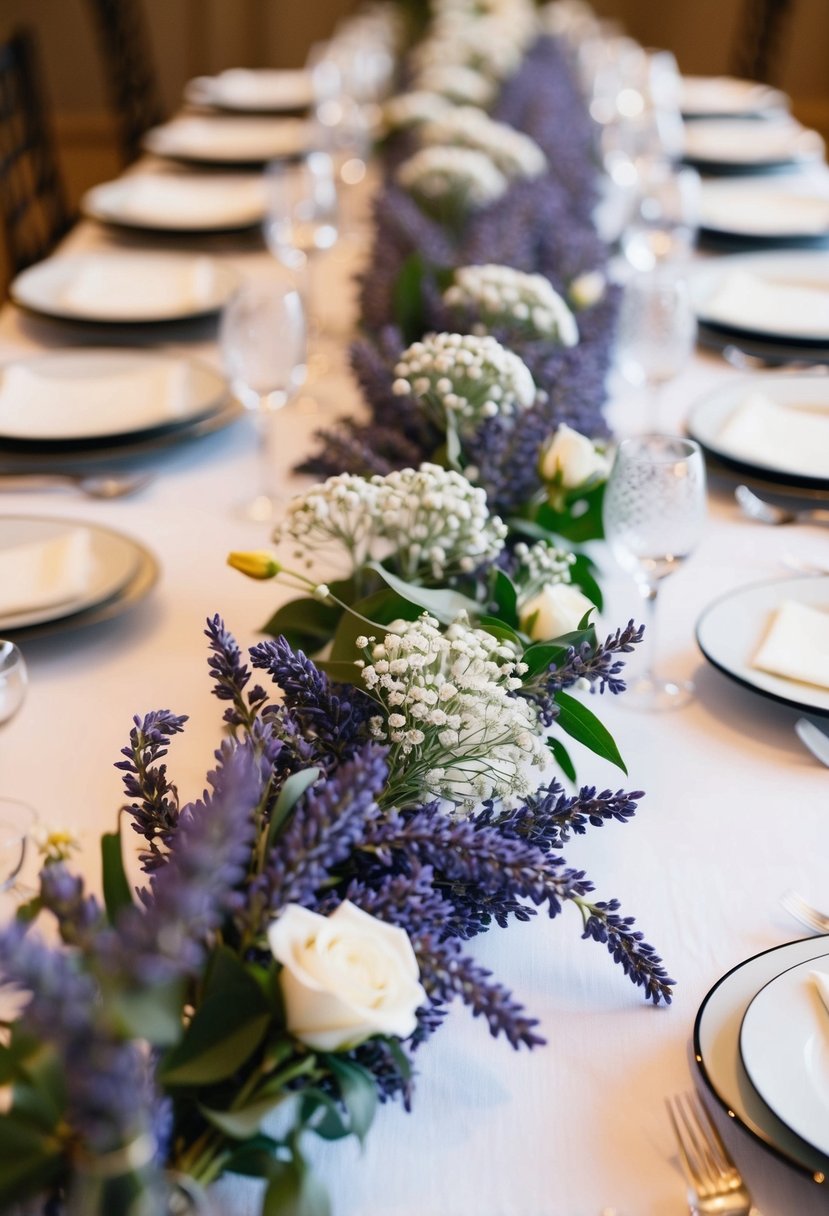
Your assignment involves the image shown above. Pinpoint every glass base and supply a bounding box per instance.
[619,674,694,712]
[235,493,285,523]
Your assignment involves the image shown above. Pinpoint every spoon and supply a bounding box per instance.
[0,471,153,500]
[735,484,829,527]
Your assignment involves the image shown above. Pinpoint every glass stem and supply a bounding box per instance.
[648,379,664,432]
[637,580,659,687]
[256,407,281,505]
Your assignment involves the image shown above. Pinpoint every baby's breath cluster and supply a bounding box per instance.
[274,464,507,582]
[421,107,547,180]
[415,64,496,108]
[392,332,536,440]
[396,146,508,215]
[357,612,546,810]
[444,264,579,346]
[512,540,576,600]
[383,90,453,132]
[411,0,538,86]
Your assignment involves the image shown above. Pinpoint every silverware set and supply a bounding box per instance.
[667,1092,754,1216]
[0,470,152,499]
[735,484,829,528]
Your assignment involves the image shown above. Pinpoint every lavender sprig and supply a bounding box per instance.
[538,620,646,696]
[205,613,269,729]
[115,709,188,872]
[575,897,676,1006]
[483,781,645,851]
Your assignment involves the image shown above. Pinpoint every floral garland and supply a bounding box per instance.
[0,4,673,1216]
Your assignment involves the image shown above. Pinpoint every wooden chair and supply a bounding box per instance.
[0,28,73,285]
[731,0,796,84]
[84,0,165,164]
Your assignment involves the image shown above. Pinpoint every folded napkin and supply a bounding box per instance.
[101,176,266,227]
[701,269,829,338]
[0,358,191,439]
[700,188,829,236]
[0,528,92,618]
[60,257,217,317]
[752,599,829,689]
[717,391,829,477]
[684,119,812,162]
[213,69,313,109]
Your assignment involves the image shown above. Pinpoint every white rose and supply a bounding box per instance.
[569,269,606,310]
[519,582,595,641]
[268,902,426,1051]
[539,424,609,489]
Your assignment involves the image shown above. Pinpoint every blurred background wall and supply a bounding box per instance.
[0,0,827,207]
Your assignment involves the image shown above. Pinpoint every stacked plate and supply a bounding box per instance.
[184,68,314,115]
[680,75,788,120]
[695,937,829,1187]
[143,115,317,168]
[0,516,159,639]
[699,180,829,250]
[82,174,268,235]
[682,117,824,175]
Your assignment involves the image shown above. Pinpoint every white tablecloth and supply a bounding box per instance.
[1,178,828,1216]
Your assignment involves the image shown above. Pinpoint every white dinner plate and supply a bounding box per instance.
[696,576,829,715]
[10,252,240,324]
[683,118,824,172]
[82,174,267,233]
[699,181,829,243]
[687,374,829,489]
[0,351,227,445]
[143,116,316,167]
[680,75,788,119]
[0,516,146,632]
[694,936,829,1180]
[690,251,829,345]
[740,956,829,1158]
[184,69,314,114]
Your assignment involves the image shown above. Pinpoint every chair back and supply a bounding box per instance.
[0,28,73,284]
[731,0,796,84]
[85,0,165,164]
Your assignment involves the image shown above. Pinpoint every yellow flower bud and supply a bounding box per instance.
[227,551,282,580]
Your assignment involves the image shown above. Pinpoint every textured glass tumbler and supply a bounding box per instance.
[603,435,706,710]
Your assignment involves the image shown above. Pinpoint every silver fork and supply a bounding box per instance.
[666,1092,753,1216]
[781,888,829,935]
[735,485,829,527]
[0,471,153,500]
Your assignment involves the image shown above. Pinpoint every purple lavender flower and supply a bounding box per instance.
[115,709,188,872]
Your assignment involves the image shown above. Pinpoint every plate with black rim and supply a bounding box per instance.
[680,75,789,120]
[698,182,829,250]
[143,116,317,169]
[682,118,824,175]
[184,69,314,116]
[691,251,829,349]
[695,575,829,716]
[82,174,268,236]
[694,936,829,1183]
[687,374,829,492]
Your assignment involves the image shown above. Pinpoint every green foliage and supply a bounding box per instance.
[554,691,627,774]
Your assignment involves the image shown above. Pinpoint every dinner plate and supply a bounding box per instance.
[687,374,829,490]
[683,118,824,174]
[184,69,314,114]
[10,253,240,325]
[680,75,788,119]
[0,351,227,448]
[143,116,316,167]
[740,956,829,1158]
[82,174,267,234]
[696,575,829,715]
[694,936,829,1181]
[0,516,145,632]
[691,251,829,346]
[699,182,829,247]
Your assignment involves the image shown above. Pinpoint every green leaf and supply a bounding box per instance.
[315,660,362,684]
[261,597,344,654]
[444,417,462,470]
[329,588,423,665]
[547,736,577,782]
[111,980,185,1047]
[223,1135,282,1178]
[0,1114,63,1207]
[263,1160,331,1216]
[267,767,321,849]
[13,1042,65,1131]
[555,690,627,774]
[366,562,480,624]
[326,1057,378,1146]
[475,615,525,648]
[392,252,426,345]
[537,481,606,542]
[299,1088,350,1141]
[161,948,271,1085]
[570,553,604,612]
[493,569,519,626]
[101,829,133,922]
[522,627,596,677]
[201,1094,287,1140]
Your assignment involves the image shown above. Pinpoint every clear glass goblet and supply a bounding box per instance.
[603,435,707,711]
[622,157,701,272]
[0,640,27,724]
[616,269,697,430]
[220,279,307,523]
[0,797,36,894]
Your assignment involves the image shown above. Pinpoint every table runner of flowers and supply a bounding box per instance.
[0,4,674,1215]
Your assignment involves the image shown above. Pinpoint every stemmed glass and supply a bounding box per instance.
[603,436,707,711]
[616,269,697,430]
[0,640,27,725]
[220,279,307,523]
[621,158,701,272]
[0,641,35,902]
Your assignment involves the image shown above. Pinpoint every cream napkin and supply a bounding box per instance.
[752,599,829,689]
[684,119,814,163]
[700,188,829,236]
[97,176,266,227]
[0,529,92,617]
[701,269,829,338]
[213,69,313,110]
[717,391,829,477]
[0,359,191,439]
[60,257,217,317]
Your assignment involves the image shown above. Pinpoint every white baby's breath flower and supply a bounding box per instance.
[444,264,579,346]
[512,539,576,602]
[396,145,508,214]
[394,332,536,441]
[383,90,454,131]
[360,612,546,812]
[413,64,496,107]
[420,107,546,180]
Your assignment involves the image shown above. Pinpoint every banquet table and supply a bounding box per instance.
[1,157,828,1216]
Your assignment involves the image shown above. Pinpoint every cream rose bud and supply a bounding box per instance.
[569,269,606,311]
[268,902,426,1052]
[520,582,595,641]
[539,423,609,488]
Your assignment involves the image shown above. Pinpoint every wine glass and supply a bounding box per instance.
[0,798,36,895]
[0,640,27,724]
[622,157,700,272]
[603,435,707,711]
[616,269,697,430]
[220,279,307,523]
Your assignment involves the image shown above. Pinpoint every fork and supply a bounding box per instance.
[0,471,153,500]
[735,485,829,527]
[666,1092,753,1216]
[781,889,829,935]
[795,717,829,767]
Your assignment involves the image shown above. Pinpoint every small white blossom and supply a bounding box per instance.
[420,107,546,180]
[394,332,535,440]
[512,539,576,602]
[413,64,496,107]
[444,264,579,346]
[396,145,508,214]
[383,90,454,132]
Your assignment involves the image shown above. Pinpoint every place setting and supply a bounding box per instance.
[698,179,829,250]
[81,172,269,236]
[679,74,789,121]
[183,68,315,115]
[143,114,319,169]
[682,116,825,176]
